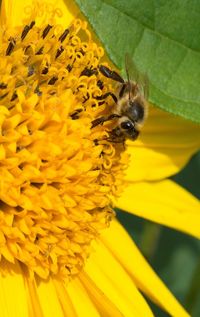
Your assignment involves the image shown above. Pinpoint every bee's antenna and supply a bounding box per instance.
[125,54,131,101]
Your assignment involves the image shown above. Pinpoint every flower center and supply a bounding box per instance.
[0,6,128,279]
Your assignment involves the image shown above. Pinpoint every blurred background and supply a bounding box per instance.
[117,150,200,317]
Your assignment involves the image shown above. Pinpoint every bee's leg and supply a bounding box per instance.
[93,126,125,147]
[106,127,125,144]
[108,127,122,139]
[95,91,117,103]
[119,84,126,98]
[91,114,120,129]
[106,137,125,144]
[99,65,124,84]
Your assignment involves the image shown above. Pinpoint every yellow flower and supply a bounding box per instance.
[0,1,199,317]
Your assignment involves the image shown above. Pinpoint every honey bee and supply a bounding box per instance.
[91,54,148,143]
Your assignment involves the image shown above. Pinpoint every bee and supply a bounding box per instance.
[91,54,148,143]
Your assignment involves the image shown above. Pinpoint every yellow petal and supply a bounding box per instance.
[126,106,200,182]
[28,276,65,317]
[25,272,82,317]
[65,278,101,317]
[82,240,154,317]
[52,279,77,317]
[80,271,124,317]
[117,179,200,238]
[24,272,44,317]
[2,0,79,27]
[0,260,29,317]
[14,264,102,317]
[102,220,190,317]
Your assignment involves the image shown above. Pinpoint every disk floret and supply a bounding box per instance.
[0,13,128,279]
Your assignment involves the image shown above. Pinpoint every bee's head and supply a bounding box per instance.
[128,100,145,123]
[120,119,139,140]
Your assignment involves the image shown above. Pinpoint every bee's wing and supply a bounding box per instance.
[139,72,149,100]
[125,53,149,100]
[125,53,139,83]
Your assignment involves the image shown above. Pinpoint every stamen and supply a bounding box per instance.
[80,67,98,77]
[48,76,58,85]
[42,24,53,39]
[55,46,64,59]
[35,46,44,55]
[21,21,35,40]
[6,38,16,56]
[59,28,69,42]
[0,83,7,89]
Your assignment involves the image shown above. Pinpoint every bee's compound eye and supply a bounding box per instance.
[120,120,133,130]
[129,101,144,121]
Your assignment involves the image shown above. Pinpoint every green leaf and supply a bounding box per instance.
[75,0,200,123]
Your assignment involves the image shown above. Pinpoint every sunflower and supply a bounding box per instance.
[0,0,200,316]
